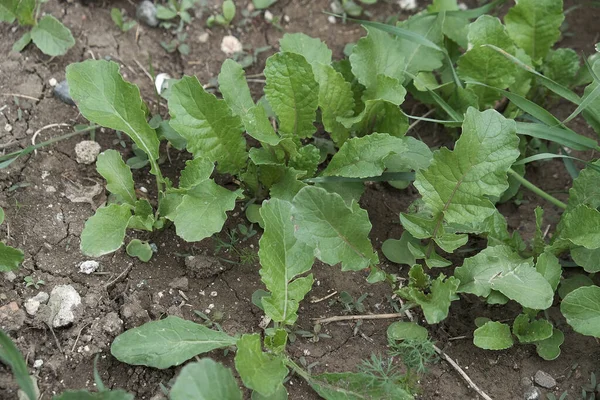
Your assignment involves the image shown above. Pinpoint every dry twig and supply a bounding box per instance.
[31,123,70,155]
[433,345,493,400]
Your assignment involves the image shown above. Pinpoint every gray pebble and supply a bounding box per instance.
[48,285,81,328]
[136,1,159,27]
[169,276,189,291]
[53,80,75,106]
[534,370,556,389]
[523,386,542,400]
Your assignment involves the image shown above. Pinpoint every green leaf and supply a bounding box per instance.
[259,198,315,325]
[289,144,320,178]
[473,321,513,350]
[571,247,600,273]
[80,204,132,257]
[457,16,517,106]
[264,52,319,139]
[504,0,564,62]
[541,48,580,87]
[349,26,405,90]
[66,60,161,175]
[253,0,277,9]
[0,207,4,225]
[54,390,134,400]
[235,334,288,397]
[0,0,17,23]
[169,76,247,174]
[96,150,136,205]
[512,314,553,344]
[0,330,37,400]
[414,108,519,230]
[279,33,332,67]
[128,200,154,231]
[126,239,153,262]
[397,13,445,79]
[15,0,34,25]
[382,232,419,266]
[156,5,177,19]
[111,316,237,369]
[0,242,24,272]
[11,31,31,53]
[535,252,561,292]
[402,274,459,324]
[30,15,75,56]
[111,8,123,27]
[456,245,554,310]
[310,371,414,400]
[558,205,600,249]
[567,160,600,209]
[218,59,255,120]
[222,0,235,22]
[560,286,600,338]
[387,322,428,341]
[291,186,378,271]
[323,134,430,178]
[558,275,594,299]
[170,359,242,400]
[251,385,287,400]
[515,122,598,152]
[534,328,564,361]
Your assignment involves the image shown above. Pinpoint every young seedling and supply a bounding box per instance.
[0,0,75,56]
[206,0,235,27]
[0,207,24,272]
[111,8,137,32]
[23,275,44,289]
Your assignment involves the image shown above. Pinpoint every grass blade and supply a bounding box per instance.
[405,114,462,127]
[0,330,36,400]
[513,153,588,165]
[446,0,507,19]
[484,45,581,105]
[348,18,442,51]
[562,57,600,124]
[305,172,415,183]
[516,122,600,151]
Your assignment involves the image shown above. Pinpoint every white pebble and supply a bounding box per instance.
[75,141,101,165]
[154,73,171,95]
[49,78,57,87]
[4,124,12,132]
[221,35,243,55]
[398,0,417,10]
[264,10,273,22]
[327,15,336,24]
[33,359,44,368]
[78,260,99,274]
[139,186,148,193]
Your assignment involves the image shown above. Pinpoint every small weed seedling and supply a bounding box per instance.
[23,275,45,289]
[206,0,235,27]
[0,0,75,56]
[111,8,137,32]
[0,207,24,272]
[155,0,202,54]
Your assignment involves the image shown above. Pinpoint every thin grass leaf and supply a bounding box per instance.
[484,44,581,105]
[405,114,462,126]
[516,122,600,151]
[445,0,507,19]
[562,57,600,124]
[561,148,580,179]
[304,172,415,183]
[348,18,442,51]
[513,153,588,166]
[0,330,36,400]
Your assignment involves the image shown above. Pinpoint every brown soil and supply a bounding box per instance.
[1,1,599,399]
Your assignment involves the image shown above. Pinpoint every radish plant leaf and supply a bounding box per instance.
[80,204,132,257]
[96,150,136,206]
[170,359,243,400]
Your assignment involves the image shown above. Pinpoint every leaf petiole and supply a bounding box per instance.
[508,168,567,209]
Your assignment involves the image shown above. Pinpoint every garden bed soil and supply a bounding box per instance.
[1,0,599,399]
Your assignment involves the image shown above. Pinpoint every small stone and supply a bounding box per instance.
[210,291,217,297]
[33,359,43,369]
[327,15,336,24]
[102,312,123,335]
[75,140,101,164]
[0,302,26,332]
[4,123,12,132]
[169,277,189,291]
[264,10,273,22]
[520,377,532,388]
[221,35,243,55]
[78,260,99,274]
[4,271,17,282]
[283,15,290,23]
[149,242,158,253]
[48,285,81,328]
[198,32,209,43]
[534,370,556,389]
[53,80,75,106]
[48,78,57,87]
[523,386,542,400]
[136,0,159,27]
[154,74,171,95]
[398,0,417,10]
[24,292,49,316]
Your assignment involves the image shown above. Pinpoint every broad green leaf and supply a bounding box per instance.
[54,390,134,400]
[558,205,600,249]
[0,242,24,272]
[179,158,214,189]
[397,13,445,79]
[504,0,564,62]
[457,16,517,106]
[169,76,247,174]
[251,385,287,400]
[264,52,319,138]
[279,33,332,67]
[0,207,4,225]
[558,275,594,299]
[473,321,513,350]
[534,328,564,360]
[349,26,405,90]
[235,334,288,397]
[11,31,31,53]
[323,134,429,178]
[96,150,136,205]
[15,0,34,25]
[456,245,554,310]
[541,48,580,87]
[264,329,288,355]
[167,181,239,243]
[387,322,428,341]
[30,15,75,56]
[512,314,553,344]
[128,200,154,231]
[169,359,243,400]
[253,0,277,9]
[338,98,409,137]
[310,372,414,400]
[269,167,307,202]
[218,59,255,119]
[291,186,378,271]
[567,160,600,210]
[66,60,161,175]
[156,5,177,19]
[381,232,419,266]
[560,286,600,338]
[571,247,600,273]
[434,232,468,253]
[126,239,153,262]
[111,316,237,369]
[312,63,354,146]
[80,204,132,257]
[0,330,36,400]
[289,144,320,178]
[259,198,315,325]
[414,108,519,229]
[0,0,17,23]
[535,252,561,291]
[400,274,459,324]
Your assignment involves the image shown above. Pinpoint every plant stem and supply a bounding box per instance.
[508,168,567,209]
